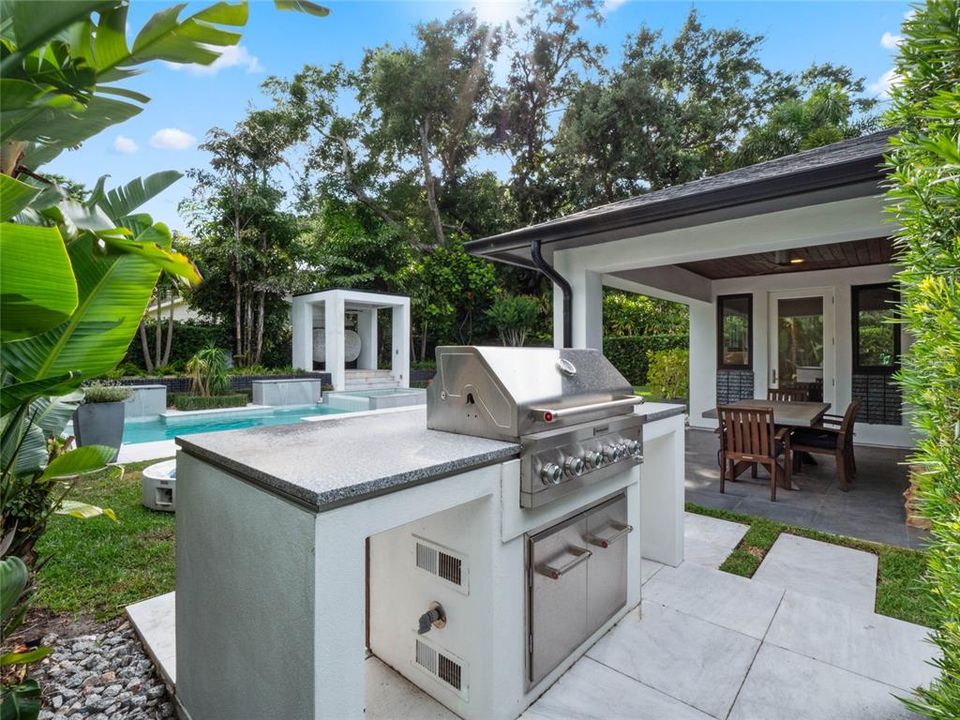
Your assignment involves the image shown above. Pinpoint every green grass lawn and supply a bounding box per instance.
[35,459,176,620]
[33,458,932,629]
[686,503,935,627]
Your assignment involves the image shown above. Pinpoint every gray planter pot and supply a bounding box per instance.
[73,401,125,462]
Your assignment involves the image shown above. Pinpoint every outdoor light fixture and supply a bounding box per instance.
[774,250,805,266]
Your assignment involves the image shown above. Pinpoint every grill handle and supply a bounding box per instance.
[532,395,644,423]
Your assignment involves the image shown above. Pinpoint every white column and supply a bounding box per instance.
[552,251,603,349]
[640,413,685,567]
[391,301,410,387]
[688,299,717,429]
[291,297,314,371]
[356,309,378,370]
[324,292,346,391]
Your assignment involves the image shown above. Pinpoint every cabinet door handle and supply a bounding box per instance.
[536,547,591,580]
[588,523,634,549]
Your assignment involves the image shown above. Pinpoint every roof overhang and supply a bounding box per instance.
[465,133,892,269]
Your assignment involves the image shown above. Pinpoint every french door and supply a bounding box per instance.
[768,289,835,407]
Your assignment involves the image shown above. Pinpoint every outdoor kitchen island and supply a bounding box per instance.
[173,349,685,720]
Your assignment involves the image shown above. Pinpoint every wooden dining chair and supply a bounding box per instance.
[767,387,809,402]
[717,405,792,501]
[790,400,861,491]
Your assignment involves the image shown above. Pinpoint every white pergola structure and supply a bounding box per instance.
[291,290,410,392]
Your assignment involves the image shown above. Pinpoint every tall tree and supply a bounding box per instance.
[490,0,606,223]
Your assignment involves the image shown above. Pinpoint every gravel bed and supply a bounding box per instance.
[32,621,175,719]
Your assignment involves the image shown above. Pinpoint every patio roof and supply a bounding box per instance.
[466,129,895,267]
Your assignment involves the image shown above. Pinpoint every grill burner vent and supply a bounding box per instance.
[414,637,467,699]
[415,538,467,592]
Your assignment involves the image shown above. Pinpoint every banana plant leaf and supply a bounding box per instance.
[0,175,40,221]
[54,500,116,522]
[99,222,201,285]
[0,372,81,417]
[96,171,182,223]
[0,223,78,341]
[0,1,114,69]
[0,677,41,720]
[0,647,51,667]
[39,445,115,481]
[273,0,330,16]
[0,556,28,627]
[0,233,161,383]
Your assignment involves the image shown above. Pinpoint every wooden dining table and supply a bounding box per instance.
[703,399,831,490]
[702,399,831,427]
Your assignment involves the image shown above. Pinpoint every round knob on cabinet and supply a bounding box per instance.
[540,463,562,485]
[564,455,585,477]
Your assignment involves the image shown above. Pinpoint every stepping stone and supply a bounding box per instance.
[587,602,758,719]
[752,534,877,611]
[765,591,939,692]
[126,592,177,687]
[644,563,784,639]
[728,644,919,720]
[522,656,712,720]
[682,512,749,569]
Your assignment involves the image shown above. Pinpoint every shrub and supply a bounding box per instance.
[122,320,231,371]
[173,394,248,411]
[485,294,542,346]
[185,346,229,397]
[885,2,960,717]
[603,334,688,385]
[82,382,133,404]
[646,349,689,401]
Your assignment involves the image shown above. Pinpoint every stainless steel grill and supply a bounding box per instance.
[427,346,644,508]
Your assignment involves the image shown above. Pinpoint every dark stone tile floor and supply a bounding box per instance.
[684,428,928,549]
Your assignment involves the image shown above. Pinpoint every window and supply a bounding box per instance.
[852,283,900,372]
[717,294,753,369]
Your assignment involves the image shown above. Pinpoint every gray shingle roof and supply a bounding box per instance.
[467,129,894,255]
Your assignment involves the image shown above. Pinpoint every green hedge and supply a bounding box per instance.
[603,334,687,386]
[172,394,248,411]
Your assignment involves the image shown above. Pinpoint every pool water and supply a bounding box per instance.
[122,405,347,444]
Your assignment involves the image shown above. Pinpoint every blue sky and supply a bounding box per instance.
[48,0,911,230]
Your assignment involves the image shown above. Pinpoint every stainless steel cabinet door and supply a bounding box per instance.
[585,495,630,630]
[528,517,590,685]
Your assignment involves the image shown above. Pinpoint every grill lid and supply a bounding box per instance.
[426,346,640,441]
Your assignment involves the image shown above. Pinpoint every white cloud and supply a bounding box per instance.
[869,68,901,99]
[149,128,196,151]
[881,31,902,50]
[602,0,627,13]
[113,135,138,154]
[165,45,262,76]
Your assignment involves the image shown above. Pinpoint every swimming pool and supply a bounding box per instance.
[122,405,348,444]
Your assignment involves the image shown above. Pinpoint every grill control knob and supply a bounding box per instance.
[602,444,619,462]
[564,455,585,477]
[585,450,603,468]
[540,463,562,485]
[625,439,641,456]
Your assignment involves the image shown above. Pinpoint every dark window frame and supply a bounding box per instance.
[717,293,754,370]
[852,282,901,374]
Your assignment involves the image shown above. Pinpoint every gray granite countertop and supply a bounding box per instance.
[176,408,519,512]
[176,403,686,513]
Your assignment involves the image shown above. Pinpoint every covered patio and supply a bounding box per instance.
[468,130,923,547]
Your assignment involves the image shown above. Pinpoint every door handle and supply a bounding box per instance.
[588,523,633,549]
[536,546,591,580]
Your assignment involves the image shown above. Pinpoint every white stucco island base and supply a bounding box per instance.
[165,406,684,720]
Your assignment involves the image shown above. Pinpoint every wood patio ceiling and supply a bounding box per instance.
[677,237,894,279]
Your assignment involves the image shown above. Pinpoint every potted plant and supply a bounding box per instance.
[73,382,133,462]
